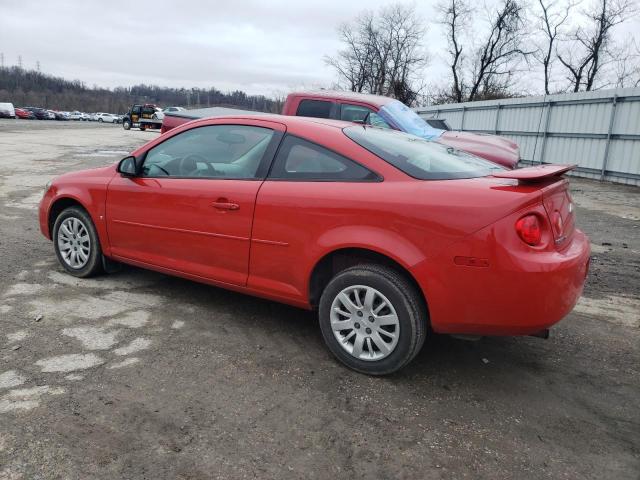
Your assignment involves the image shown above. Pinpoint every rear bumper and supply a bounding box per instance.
[413,227,590,336]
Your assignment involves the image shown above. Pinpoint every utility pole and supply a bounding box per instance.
[36,61,41,72]
[0,53,4,68]
[18,55,23,69]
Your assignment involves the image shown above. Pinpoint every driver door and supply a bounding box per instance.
[106,121,284,286]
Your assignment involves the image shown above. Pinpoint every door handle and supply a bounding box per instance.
[211,199,239,211]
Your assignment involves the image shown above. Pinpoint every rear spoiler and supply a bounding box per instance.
[492,164,576,183]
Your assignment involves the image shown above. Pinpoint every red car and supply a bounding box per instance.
[282,91,521,169]
[14,107,35,120]
[39,115,589,374]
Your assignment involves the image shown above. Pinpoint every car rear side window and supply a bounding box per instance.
[344,126,504,180]
[296,100,333,119]
[269,135,379,182]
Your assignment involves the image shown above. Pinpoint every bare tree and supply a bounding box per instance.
[468,0,533,101]
[612,38,640,88]
[534,0,577,94]
[558,0,635,92]
[325,3,428,105]
[437,0,533,103]
[437,0,471,103]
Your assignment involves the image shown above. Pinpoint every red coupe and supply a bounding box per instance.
[39,115,590,374]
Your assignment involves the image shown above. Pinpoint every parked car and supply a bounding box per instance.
[163,106,186,113]
[161,91,521,169]
[0,102,16,118]
[39,114,589,375]
[51,110,69,121]
[15,107,35,119]
[67,111,82,121]
[95,112,119,123]
[23,107,49,120]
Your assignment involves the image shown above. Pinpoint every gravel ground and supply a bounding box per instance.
[0,119,638,480]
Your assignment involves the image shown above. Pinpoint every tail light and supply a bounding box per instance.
[516,214,542,246]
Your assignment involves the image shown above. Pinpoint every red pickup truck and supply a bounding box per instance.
[160,91,520,168]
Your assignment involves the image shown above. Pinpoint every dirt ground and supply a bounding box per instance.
[0,119,638,480]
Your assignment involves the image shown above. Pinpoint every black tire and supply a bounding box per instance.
[139,124,146,131]
[98,118,103,123]
[52,206,104,278]
[319,264,427,375]
[123,119,131,130]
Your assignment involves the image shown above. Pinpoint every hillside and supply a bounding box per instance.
[0,66,282,114]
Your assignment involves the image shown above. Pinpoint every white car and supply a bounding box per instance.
[0,102,16,119]
[68,111,83,121]
[95,112,119,123]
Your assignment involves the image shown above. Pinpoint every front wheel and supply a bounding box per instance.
[98,118,103,123]
[319,264,427,375]
[123,119,131,130]
[52,207,104,278]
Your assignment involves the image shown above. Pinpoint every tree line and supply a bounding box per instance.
[326,0,639,105]
[0,66,283,114]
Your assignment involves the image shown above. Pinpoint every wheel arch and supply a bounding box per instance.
[308,247,429,320]
[47,196,91,238]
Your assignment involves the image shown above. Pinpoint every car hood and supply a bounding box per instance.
[54,165,116,184]
[436,131,520,169]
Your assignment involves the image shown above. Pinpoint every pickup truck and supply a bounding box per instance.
[160,91,520,168]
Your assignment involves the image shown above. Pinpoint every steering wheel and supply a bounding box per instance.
[178,154,218,177]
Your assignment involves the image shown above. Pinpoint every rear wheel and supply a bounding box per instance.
[139,124,146,131]
[53,207,104,278]
[319,264,427,375]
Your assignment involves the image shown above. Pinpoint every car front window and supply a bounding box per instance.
[344,126,504,180]
[142,125,275,179]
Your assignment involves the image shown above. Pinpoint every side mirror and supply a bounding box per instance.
[117,156,139,177]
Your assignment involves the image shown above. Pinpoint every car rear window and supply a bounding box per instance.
[296,99,332,119]
[343,126,504,180]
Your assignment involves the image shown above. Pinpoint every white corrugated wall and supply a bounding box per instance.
[416,87,640,185]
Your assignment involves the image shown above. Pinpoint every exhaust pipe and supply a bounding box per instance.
[530,329,550,339]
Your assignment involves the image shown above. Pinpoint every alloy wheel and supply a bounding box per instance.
[57,217,91,269]
[330,285,400,361]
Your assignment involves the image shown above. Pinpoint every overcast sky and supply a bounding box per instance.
[1,0,638,97]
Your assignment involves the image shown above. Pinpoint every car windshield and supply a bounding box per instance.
[378,100,444,139]
[344,126,504,180]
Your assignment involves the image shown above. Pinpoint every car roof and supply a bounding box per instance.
[288,90,397,107]
[197,113,356,130]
